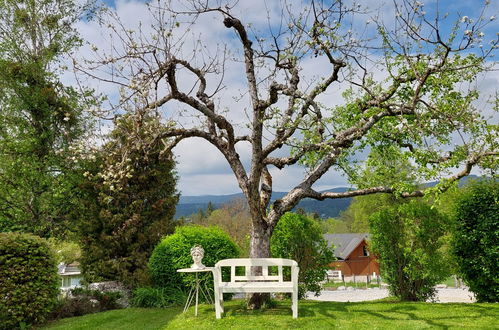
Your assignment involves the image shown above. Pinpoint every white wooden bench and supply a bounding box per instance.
[212,258,299,319]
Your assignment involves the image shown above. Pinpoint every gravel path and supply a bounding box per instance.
[306,288,476,303]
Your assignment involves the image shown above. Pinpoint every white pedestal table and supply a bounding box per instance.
[177,267,215,316]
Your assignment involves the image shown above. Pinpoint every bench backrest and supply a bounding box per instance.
[214,258,298,283]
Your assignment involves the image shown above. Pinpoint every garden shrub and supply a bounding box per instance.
[149,225,240,291]
[0,233,59,329]
[51,288,123,319]
[271,212,335,298]
[369,200,452,301]
[452,180,498,302]
[132,287,186,308]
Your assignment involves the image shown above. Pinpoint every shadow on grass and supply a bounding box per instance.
[42,307,184,330]
[336,301,495,329]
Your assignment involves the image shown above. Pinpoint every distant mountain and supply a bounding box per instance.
[175,175,488,219]
[175,187,352,219]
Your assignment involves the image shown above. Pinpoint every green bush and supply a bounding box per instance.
[369,200,452,301]
[51,288,123,319]
[132,287,186,308]
[0,233,59,329]
[271,212,335,298]
[452,180,498,302]
[149,225,240,290]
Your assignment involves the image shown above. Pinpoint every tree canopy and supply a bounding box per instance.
[0,0,96,237]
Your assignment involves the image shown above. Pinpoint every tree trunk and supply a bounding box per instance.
[247,221,272,309]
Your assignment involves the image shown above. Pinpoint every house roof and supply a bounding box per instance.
[324,233,369,260]
[58,262,82,276]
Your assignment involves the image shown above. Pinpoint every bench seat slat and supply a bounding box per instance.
[220,281,294,293]
[233,275,280,281]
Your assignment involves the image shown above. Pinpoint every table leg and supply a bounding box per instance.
[183,285,195,313]
[195,272,199,316]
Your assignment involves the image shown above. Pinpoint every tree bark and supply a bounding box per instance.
[247,220,272,309]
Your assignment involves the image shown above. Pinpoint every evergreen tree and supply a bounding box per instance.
[78,114,179,288]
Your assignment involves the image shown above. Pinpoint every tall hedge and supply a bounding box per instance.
[452,180,498,302]
[0,233,59,329]
[149,226,240,290]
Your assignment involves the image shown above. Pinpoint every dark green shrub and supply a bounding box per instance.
[452,180,498,302]
[51,288,123,319]
[51,296,99,319]
[0,233,59,329]
[132,287,186,307]
[149,225,239,290]
[369,200,452,301]
[271,212,335,298]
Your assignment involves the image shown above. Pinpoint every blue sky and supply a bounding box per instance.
[76,0,498,196]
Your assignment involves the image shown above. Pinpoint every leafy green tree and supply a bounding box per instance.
[338,193,400,233]
[339,145,420,233]
[0,0,96,237]
[271,212,335,298]
[451,180,498,302]
[369,200,452,301]
[78,114,179,288]
[320,217,349,234]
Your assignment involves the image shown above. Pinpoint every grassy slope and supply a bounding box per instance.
[42,300,499,330]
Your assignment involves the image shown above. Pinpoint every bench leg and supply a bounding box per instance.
[215,295,222,319]
[214,287,222,319]
[220,292,224,314]
[292,290,298,318]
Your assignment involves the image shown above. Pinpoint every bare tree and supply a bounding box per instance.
[78,0,498,307]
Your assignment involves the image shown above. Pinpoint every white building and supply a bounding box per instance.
[58,262,83,289]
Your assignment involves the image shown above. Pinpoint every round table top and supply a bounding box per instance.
[177,267,215,273]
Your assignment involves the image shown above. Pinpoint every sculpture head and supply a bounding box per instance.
[190,245,205,269]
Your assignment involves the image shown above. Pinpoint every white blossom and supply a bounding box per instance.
[464,30,473,36]
[461,16,469,23]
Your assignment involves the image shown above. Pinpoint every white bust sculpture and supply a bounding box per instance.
[190,245,205,269]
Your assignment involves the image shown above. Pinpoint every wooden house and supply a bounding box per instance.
[324,233,380,278]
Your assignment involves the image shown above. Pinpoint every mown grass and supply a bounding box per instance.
[42,299,499,330]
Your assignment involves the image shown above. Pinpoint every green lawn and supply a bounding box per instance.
[42,299,499,329]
